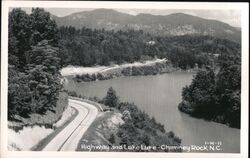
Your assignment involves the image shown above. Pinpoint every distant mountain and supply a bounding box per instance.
[52,9,241,43]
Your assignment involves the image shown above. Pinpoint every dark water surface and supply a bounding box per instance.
[64,72,240,153]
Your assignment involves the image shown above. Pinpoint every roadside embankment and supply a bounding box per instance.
[8,92,68,130]
[60,58,178,82]
[76,109,124,151]
[8,105,76,151]
[71,91,182,152]
[7,92,77,151]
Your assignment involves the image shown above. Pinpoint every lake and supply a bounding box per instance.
[64,71,240,153]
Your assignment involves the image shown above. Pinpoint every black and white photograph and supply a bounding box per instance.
[1,1,249,158]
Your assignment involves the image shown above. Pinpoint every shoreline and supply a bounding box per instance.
[60,58,168,77]
[178,102,240,129]
[60,58,201,83]
[61,58,198,82]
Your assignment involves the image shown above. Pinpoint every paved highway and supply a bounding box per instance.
[42,99,98,151]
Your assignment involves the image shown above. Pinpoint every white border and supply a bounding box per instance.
[1,1,249,158]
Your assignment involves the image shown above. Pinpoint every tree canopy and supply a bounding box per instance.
[8,8,61,118]
[104,87,119,108]
[179,50,241,128]
[58,26,240,69]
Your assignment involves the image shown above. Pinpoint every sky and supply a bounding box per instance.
[21,8,241,28]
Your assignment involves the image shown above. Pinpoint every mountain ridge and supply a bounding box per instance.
[52,8,241,43]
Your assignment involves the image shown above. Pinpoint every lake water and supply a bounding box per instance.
[64,71,240,153]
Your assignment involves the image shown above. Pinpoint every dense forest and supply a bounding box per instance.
[178,48,241,128]
[58,26,240,69]
[8,8,63,118]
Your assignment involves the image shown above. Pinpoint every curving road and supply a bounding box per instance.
[42,99,98,151]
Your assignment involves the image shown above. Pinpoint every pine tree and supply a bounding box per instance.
[104,87,119,107]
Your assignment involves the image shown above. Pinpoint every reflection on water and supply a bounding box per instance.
[64,72,240,153]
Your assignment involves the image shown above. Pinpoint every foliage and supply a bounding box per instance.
[8,8,59,70]
[75,62,168,82]
[116,102,181,151]
[103,87,119,107]
[58,26,240,69]
[179,51,241,128]
[8,8,241,131]
[102,88,181,151]
[8,8,31,68]
[29,8,58,46]
[8,8,62,119]
[8,66,31,117]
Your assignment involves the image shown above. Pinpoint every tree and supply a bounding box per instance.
[58,25,240,69]
[8,8,62,118]
[182,68,218,118]
[108,133,116,144]
[8,66,31,118]
[26,40,61,114]
[104,87,119,107]
[8,8,31,69]
[8,8,59,69]
[216,63,241,128]
[179,56,241,128]
[29,8,59,46]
